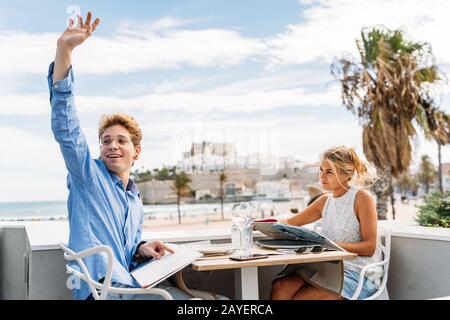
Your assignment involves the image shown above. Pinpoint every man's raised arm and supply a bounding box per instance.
[49,12,100,184]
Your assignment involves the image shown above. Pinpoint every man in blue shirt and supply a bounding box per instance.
[49,12,222,300]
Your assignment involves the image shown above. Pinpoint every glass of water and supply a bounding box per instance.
[231,202,258,254]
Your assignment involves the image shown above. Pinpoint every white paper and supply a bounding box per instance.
[131,243,203,288]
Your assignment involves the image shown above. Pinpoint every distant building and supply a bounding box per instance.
[225,183,236,197]
[136,180,177,204]
[177,141,283,174]
[286,159,308,174]
[256,179,291,200]
[178,141,237,172]
[302,163,320,174]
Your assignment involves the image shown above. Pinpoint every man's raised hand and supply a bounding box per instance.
[53,11,100,82]
[58,11,100,51]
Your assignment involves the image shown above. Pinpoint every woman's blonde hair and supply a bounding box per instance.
[98,113,142,147]
[321,146,377,189]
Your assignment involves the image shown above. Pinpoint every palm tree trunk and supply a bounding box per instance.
[177,195,181,225]
[372,167,390,220]
[220,182,224,220]
[438,142,443,193]
[389,175,396,220]
[220,195,224,221]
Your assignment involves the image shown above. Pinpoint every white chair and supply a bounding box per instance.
[312,221,391,300]
[59,243,174,300]
[346,224,391,300]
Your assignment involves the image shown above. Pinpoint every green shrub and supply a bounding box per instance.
[415,192,450,228]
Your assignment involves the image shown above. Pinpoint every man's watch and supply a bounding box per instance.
[133,241,148,263]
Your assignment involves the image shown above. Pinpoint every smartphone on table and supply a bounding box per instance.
[229,254,269,261]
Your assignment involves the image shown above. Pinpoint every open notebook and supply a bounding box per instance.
[130,243,203,288]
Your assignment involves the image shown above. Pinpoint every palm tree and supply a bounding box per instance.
[219,171,227,220]
[331,26,442,219]
[153,167,171,181]
[172,171,192,225]
[131,167,153,182]
[418,155,436,194]
[395,171,419,197]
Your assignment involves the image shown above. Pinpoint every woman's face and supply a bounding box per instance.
[319,160,348,191]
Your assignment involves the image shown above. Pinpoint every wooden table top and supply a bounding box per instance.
[191,250,357,271]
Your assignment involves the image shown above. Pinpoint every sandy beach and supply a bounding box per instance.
[143,197,423,231]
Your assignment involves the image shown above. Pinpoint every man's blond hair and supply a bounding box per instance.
[98,113,142,147]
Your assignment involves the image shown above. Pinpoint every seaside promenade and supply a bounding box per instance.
[143,197,422,231]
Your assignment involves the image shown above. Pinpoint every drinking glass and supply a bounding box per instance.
[231,202,258,255]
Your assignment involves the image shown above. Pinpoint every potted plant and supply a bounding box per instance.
[415,192,450,228]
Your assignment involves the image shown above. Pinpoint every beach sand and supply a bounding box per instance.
[143,197,422,232]
[143,211,235,231]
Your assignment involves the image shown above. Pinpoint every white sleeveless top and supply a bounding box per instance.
[321,185,383,281]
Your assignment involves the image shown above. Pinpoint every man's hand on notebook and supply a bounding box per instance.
[138,240,175,260]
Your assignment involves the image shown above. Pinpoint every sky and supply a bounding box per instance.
[0,0,449,202]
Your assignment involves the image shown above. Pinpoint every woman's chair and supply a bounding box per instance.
[59,243,174,300]
[312,222,391,300]
[345,224,391,300]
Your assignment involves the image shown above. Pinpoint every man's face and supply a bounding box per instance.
[99,124,141,176]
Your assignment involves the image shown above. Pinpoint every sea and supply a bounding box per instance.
[0,199,305,221]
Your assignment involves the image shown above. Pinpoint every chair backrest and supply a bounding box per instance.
[377,224,391,262]
[59,243,115,300]
[374,223,391,296]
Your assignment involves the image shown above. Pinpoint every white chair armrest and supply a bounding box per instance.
[59,243,114,300]
[60,244,113,262]
[60,243,176,300]
[349,259,389,300]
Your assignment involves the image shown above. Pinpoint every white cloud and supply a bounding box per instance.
[0,31,56,75]
[0,84,341,116]
[0,125,102,202]
[0,126,67,201]
[74,29,264,74]
[0,126,54,167]
[0,27,265,76]
[0,94,49,115]
[2,1,450,201]
[117,16,195,35]
[267,0,450,66]
[3,2,450,76]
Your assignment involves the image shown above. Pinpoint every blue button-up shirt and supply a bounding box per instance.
[47,62,144,300]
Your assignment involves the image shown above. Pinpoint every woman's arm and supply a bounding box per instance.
[335,189,378,256]
[277,194,328,226]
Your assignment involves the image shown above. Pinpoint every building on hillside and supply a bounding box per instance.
[177,141,289,174]
[178,141,237,172]
[255,179,291,201]
[136,180,177,204]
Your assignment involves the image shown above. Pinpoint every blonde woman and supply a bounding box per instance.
[271,146,382,300]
